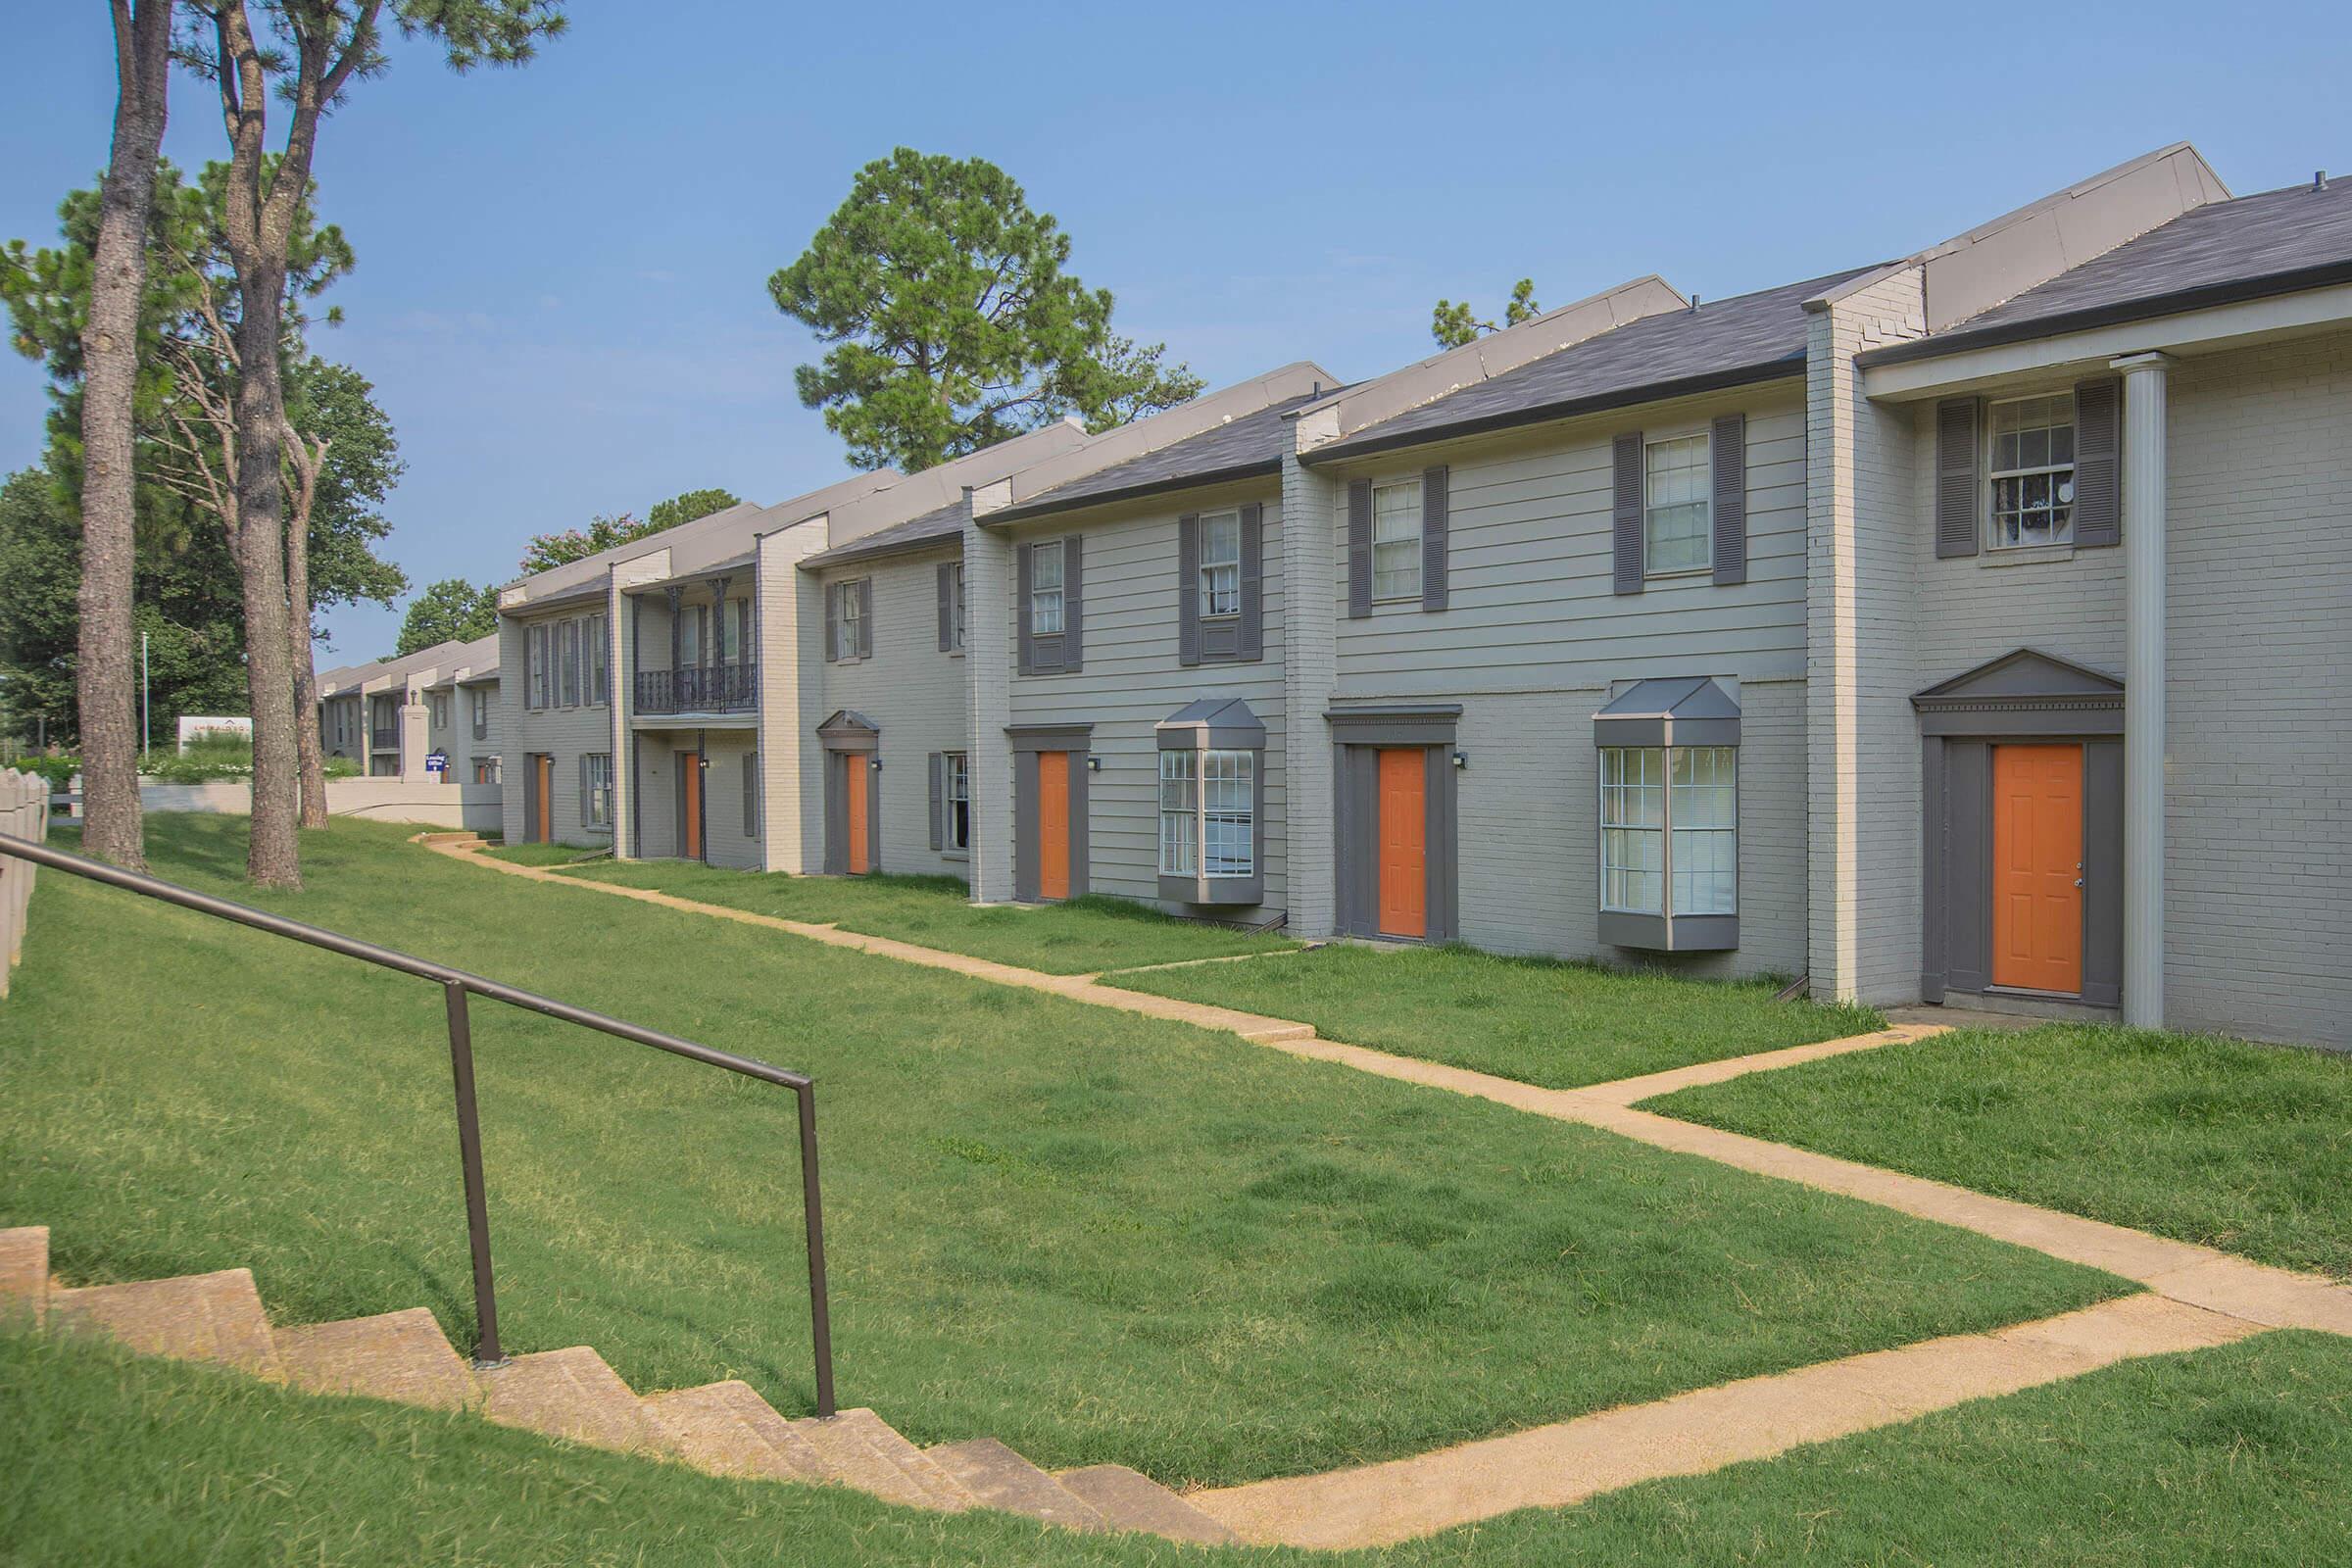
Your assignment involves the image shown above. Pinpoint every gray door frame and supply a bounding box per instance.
[1008,723,1091,903]
[1328,706,1460,943]
[818,710,881,876]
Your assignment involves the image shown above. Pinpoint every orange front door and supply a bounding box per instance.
[1037,752,1070,901]
[679,752,703,859]
[1376,748,1427,940]
[845,759,869,874]
[1991,744,2084,994]
[533,756,553,844]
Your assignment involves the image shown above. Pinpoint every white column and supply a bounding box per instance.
[2115,352,2170,1029]
[961,497,1018,904]
[1278,450,1339,937]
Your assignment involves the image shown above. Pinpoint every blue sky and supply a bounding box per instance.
[5,0,2345,662]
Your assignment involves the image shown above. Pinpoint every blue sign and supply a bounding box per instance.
[425,751,449,777]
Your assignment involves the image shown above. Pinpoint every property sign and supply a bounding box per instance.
[425,751,449,778]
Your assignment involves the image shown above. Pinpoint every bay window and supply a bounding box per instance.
[1155,697,1266,906]
[1592,676,1741,951]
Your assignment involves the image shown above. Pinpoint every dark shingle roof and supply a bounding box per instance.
[988,394,1324,522]
[1307,268,1880,465]
[1865,181,2352,366]
[799,499,966,570]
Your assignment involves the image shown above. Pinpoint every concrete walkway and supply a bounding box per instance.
[430,839,2352,1545]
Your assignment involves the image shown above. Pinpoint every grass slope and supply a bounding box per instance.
[1111,942,1884,1089]
[556,857,1291,974]
[1648,1024,2352,1280]
[1,817,2117,1487]
[9,1327,2350,1565]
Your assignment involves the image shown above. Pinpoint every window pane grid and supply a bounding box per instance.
[1200,512,1242,617]
[948,751,970,849]
[1201,749,1253,877]
[1157,751,1196,874]
[1372,481,1422,600]
[1644,435,1712,574]
[1988,394,2077,548]
[1599,745,1736,917]
[1032,543,1065,634]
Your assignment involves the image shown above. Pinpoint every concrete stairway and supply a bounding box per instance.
[2,1225,1237,1546]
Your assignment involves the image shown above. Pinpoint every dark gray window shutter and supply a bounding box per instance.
[1062,534,1083,672]
[1612,432,1645,594]
[1347,479,1372,618]
[857,578,874,659]
[744,752,758,837]
[1936,398,1981,559]
[1420,466,1449,611]
[1238,501,1264,661]
[1710,413,1747,585]
[823,582,839,662]
[1177,513,1201,665]
[2073,378,2121,548]
[936,563,954,651]
[1016,544,1035,675]
[928,752,944,851]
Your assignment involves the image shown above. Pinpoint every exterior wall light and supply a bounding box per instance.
[1451,751,1469,769]
[1087,755,1102,771]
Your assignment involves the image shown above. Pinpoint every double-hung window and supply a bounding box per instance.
[951,563,966,651]
[560,620,581,707]
[470,687,489,737]
[1371,481,1421,601]
[1987,393,2077,549]
[582,752,612,831]
[1643,434,1712,574]
[1599,745,1737,916]
[1030,541,1065,634]
[947,751,970,850]
[586,612,609,705]
[527,625,548,709]
[1199,510,1242,618]
[834,583,861,660]
[429,692,450,729]
[1158,750,1255,880]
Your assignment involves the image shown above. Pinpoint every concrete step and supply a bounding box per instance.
[926,1438,1106,1531]
[790,1408,972,1512]
[1054,1464,1242,1544]
[0,1226,48,1327]
[641,1381,833,1484]
[477,1347,665,1454]
[49,1268,282,1381]
[273,1307,478,1411]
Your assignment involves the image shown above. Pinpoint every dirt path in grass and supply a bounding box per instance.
[428,837,2352,1547]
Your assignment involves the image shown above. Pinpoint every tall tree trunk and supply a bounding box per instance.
[229,265,302,888]
[284,440,328,830]
[74,0,172,871]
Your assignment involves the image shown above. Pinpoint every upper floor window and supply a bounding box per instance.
[1031,541,1066,634]
[1371,481,1421,601]
[834,581,863,660]
[1643,434,1712,574]
[586,612,610,705]
[1199,510,1242,617]
[428,692,450,728]
[470,687,489,733]
[526,625,549,709]
[1987,394,2076,549]
[952,563,966,650]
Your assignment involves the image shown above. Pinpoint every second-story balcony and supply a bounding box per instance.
[635,662,759,716]
[369,726,399,751]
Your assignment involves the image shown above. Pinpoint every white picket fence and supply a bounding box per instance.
[0,769,48,999]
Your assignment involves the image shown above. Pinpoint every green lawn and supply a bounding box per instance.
[551,856,1294,974]
[1647,1024,2352,1281]
[10,1325,2349,1565]
[0,817,2120,1490]
[1109,942,1885,1089]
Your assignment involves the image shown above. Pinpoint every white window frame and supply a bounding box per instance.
[951,563,966,651]
[1370,479,1422,602]
[1199,509,1242,618]
[526,625,548,710]
[583,752,613,831]
[1158,747,1254,879]
[1030,541,1065,635]
[470,687,489,731]
[946,750,970,850]
[1984,392,2078,551]
[428,692,450,729]
[833,581,863,662]
[586,612,610,705]
[1598,744,1737,917]
[1642,432,1713,577]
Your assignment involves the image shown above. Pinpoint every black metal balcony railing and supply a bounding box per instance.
[635,662,758,715]
[370,727,399,751]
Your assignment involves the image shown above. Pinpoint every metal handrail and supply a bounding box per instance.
[0,833,835,1415]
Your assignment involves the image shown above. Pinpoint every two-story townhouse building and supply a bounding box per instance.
[315,638,480,780]
[418,633,501,784]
